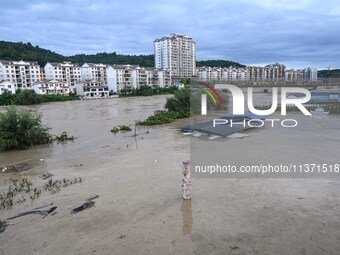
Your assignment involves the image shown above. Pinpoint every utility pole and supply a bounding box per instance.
[326,65,332,87]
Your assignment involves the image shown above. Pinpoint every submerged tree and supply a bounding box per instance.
[0,106,52,151]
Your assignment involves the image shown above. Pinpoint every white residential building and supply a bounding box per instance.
[285,69,304,82]
[107,65,171,93]
[154,33,196,78]
[197,63,286,82]
[303,67,318,81]
[81,63,108,82]
[0,80,15,94]
[197,66,250,82]
[33,80,70,96]
[45,62,81,88]
[76,80,109,98]
[153,68,171,87]
[0,60,40,89]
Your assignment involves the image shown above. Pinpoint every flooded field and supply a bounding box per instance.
[1,95,340,255]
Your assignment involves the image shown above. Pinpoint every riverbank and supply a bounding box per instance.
[0,95,340,255]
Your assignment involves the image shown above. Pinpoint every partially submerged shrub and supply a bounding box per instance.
[54,131,75,142]
[110,125,132,133]
[44,177,84,194]
[0,106,52,151]
[0,177,84,210]
[0,178,41,210]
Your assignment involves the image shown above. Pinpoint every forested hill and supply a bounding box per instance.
[0,41,67,65]
[196,60,245,68]
[0,41,244,68]
[318,69,340,78]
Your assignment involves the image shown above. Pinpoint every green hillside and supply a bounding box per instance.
[318,69,340,78]
[0,41,244,68]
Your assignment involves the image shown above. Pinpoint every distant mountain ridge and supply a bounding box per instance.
[0,41,244,68]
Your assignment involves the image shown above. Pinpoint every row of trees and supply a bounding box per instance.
[0,90,79,106]
[118,86,178,97]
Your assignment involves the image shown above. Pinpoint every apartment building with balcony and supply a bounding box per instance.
[33,80,70,95]
[303,67,318,81]
[0,80,15,94]
[285,69,304,82]
[106,65,171,93]
[197,66,250,82]
[152,68,171,87]
[81,63,108,82]
[263,63,286,80]
[45,61,81,88]
[197,63,289,82]
[76,80,109,98]
[0,60,41,89]
[154,33,196,78]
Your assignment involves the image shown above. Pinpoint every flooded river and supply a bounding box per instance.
[0,95,189,179]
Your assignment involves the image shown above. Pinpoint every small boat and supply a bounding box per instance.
[311,107,329,116]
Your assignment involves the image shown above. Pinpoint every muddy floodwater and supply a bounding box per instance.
[1,95,340,255]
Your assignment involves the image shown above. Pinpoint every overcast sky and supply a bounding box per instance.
[0,0,339,68]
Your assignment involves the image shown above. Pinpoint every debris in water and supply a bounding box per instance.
[71,201,95,213]
[71,195,99,214]
[0,220,7,234]
[69,164,83,168]
[87,194,100,201]
[40,172,54,180]
[6,206,57,220]
[0,163,31,173]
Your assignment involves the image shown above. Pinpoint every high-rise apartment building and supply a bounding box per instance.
[0,60,41,89]
[303,67,318,81]
[45,61,81,88]
[81,63,108,82]
[154,33,196,78]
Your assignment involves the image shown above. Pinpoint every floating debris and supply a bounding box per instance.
[39,172,54,180]
[71,195,99,214]
[6,206,57,220]
[0,163,31,173]
[72,201,95,213]
[69,164,83,168]
[0,220,7,234]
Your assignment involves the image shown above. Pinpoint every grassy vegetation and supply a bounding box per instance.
[54,131,75,142]
[0,106,52,151]
[110,125,132,133]
[0,90,80,106]
[0,177,84,210]
[119,86,178,97]
[139,89,190,126]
